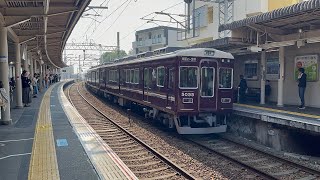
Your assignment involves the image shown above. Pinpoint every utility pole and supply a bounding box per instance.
[78,55,81,80]
[117,32,120,58]
[83,50,85,66]
[192,0,196,38]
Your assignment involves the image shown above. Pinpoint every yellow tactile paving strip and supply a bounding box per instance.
[28,85,60,180]
[235,103,320,120]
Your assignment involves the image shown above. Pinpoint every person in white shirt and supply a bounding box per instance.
[32,73,38,98]
[0,81,9,111]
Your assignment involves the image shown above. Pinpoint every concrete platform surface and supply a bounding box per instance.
[0,82,98,180]
[234,103,320,133]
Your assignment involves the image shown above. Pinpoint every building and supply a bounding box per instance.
[61,65,76,80]
[193,0,320,108]
[182,0,303,46]
[132,26,187,54]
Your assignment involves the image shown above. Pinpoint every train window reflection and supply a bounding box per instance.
[168,68,174,89]
[144,68,151,88]
[179,67,198,89]
[219,68,233,89]
[130,69,134,83]
[126,70,130,83]
[157,67,165,87]
[134,69,139,84]
[201,67,214,97]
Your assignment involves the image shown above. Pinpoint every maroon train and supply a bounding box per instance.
[86,48,234,134]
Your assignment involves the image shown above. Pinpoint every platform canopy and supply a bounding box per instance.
[219,0,320,35]
[0,0,91,68]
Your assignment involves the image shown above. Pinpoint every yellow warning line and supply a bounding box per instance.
[28,85,60,180]
[235,103,320,119]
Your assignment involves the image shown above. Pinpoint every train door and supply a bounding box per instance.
[143,68,151,102]
[199,60,217,111]
[166,67,175,108]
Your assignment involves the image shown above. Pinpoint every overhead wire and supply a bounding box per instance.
[95,0,133,39]
[88,0,131,38]
[120,21,148,40]
[121,1,183,41]
[82,0,111,38]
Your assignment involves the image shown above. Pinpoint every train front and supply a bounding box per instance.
[175,49,234,134]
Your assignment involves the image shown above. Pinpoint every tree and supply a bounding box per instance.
[128,49,135,56]
[101,50,127,63]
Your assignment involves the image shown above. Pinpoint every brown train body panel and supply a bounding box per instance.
[86,56,234,116]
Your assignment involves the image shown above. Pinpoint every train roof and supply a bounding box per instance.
[89,48,234,71]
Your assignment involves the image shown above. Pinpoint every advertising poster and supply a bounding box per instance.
[266,58,279,80]
[294,55,318,81]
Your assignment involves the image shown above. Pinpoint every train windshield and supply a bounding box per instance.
[219,68,233,89]
[201,67,214,97]
[179,67,198,89]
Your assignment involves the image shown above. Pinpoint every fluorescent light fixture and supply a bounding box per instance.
[248,46,263,52]
[261,40,295,49]
[307,37,320,44]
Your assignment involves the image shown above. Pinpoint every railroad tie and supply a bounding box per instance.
[270,168,299,176]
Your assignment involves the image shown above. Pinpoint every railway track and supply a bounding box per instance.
[66,83,195,180]
[187,136,320,180]
[67,82,320,179]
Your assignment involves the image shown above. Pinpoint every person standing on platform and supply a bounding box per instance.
[238,75,248,103]
[21,70,32,107]
[0,81,9,112]
[265,80,271,103]
[9,77,16,102]
[45,74,49,88]
[32,74,38,98]
[298,68,307,109]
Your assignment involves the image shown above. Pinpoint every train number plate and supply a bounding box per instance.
[181,92,195,97]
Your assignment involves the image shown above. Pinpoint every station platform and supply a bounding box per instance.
[233,103,320,133]
[0,81,137,180]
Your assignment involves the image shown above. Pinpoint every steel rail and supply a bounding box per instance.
[220,137,320,178]
[68,82,196,180]
[186,137,277,180]
[186,136,320,180]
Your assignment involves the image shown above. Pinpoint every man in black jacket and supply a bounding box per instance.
[298,68,307,109]
[238,75,247,103]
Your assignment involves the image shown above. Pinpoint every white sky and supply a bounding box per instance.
[68,0,185,53]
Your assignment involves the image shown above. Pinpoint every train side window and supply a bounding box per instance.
[168,68,174,89]
[100,70,105,84]
[157,67,165,87]
[91,71,94,83]
[134,69,139,84]
[126,69,130,83]
[144,68,151,88]
[130,69,134,83]
[179,66,198,89]
[219,68,233,89]
[201,67,215,97]
[120,69,125,85]
[115,70,118,82]
[109,70,113,82]
[96,71,99,84]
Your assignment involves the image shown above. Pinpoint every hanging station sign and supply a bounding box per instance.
[294,55,318,81]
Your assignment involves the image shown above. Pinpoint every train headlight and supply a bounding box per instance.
[221,98,231,103]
